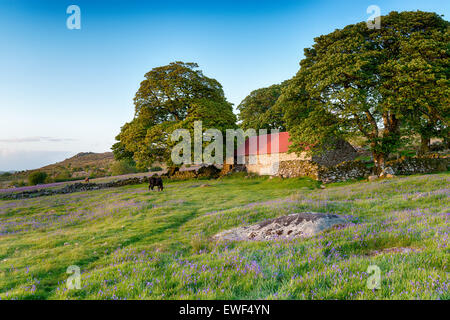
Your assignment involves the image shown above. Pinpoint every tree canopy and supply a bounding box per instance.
[237,81,289,131]
[113,62,236,168]
[278,11,449,171]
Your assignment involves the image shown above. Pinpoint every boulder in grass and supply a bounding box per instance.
[213,212,347,242]
[379,166,395,178]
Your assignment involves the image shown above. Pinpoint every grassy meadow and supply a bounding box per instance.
[0,173,448,300]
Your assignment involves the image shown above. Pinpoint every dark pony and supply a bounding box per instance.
[148,176,163,191]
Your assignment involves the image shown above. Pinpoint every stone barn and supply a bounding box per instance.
[232,132,358,177]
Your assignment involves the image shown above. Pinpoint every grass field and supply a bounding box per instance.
[0,173,448,300]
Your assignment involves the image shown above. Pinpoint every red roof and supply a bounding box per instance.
[236,132,291,156]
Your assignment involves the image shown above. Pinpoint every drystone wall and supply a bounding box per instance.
[0,177,149,200]
[169,165,221,180]
[318,160,371,183]
[277,160,321,180]
[386,156,449,175]
[277,156,448,183]
[277,160,371,183]
[1,165,223,200]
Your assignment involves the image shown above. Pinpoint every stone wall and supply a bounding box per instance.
[277,160,321,180]
[170,170,198,180]
[318,160,371,183]
[0,165,224,200]
[170,165,221,180]
[0,177,149,200]
[277,156,449,183]
[277,159,370,182]
[2,157,447,200]
[386,156,449,175]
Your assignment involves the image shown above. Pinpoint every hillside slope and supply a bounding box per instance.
[38,152,115,176]
[0,173,448,300]
[1,152,115,187]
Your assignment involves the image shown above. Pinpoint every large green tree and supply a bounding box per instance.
[384,18,450,154]
[113,62,236,169]
[237,81,289,131]
[279,11,449,172]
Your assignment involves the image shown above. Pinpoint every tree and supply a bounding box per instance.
[110,159,138,176]
[237,82,288,131]
[111,138,134,161]
[382,17,449,154]
[114,62,236,168]
[279,11,449,172]
[28,171,47,185]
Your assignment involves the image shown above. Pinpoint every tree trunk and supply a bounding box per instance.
[373,151,386,175]
[417,135,430,156]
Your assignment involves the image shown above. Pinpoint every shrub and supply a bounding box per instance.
[28,171,48,185]
[0,172,12,181]
[11,180,26,187]
[54,170,72,182]
[190,233,212,253]
[110,159,138,176]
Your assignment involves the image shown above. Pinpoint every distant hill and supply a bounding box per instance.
[1,152,116,187]
[39,152,115,173]
[33,152,115,178]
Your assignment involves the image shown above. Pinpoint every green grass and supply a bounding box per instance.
[0,173,448,300]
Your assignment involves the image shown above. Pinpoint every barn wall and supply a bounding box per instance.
[245,152,309,176]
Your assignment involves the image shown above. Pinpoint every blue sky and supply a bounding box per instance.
[0,0,449,171]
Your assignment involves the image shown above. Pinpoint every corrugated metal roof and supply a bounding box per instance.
[236,132,291,156]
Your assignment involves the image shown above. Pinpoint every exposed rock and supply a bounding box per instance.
[171,170,197,180]
[196,165,221,179]
[381,166,395,176]
[166,167,180,177]
[169,165,221,180]
[379,166,395,178]
[220,164,246,176]
[368,247,423,256]
[213,212,346,242]
[368,175,378,182]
